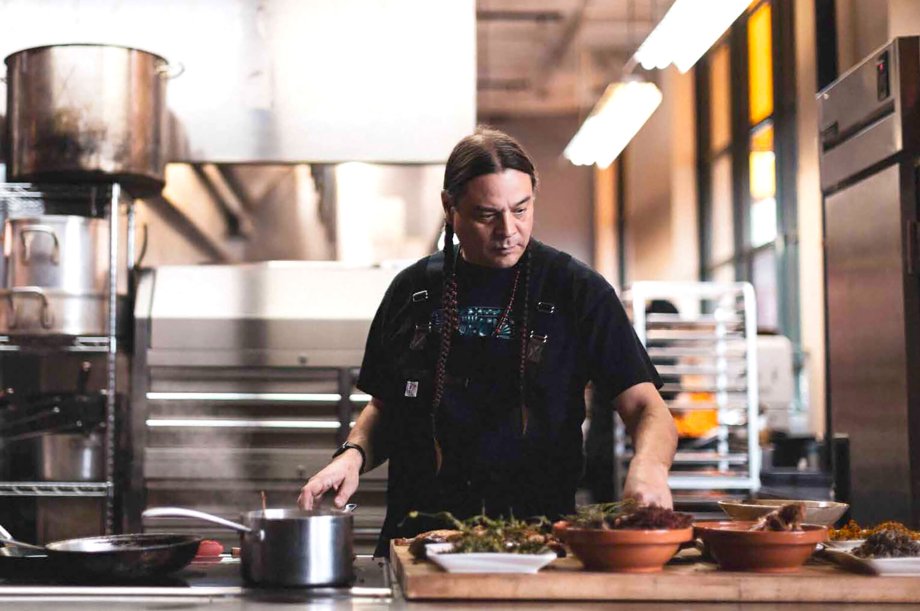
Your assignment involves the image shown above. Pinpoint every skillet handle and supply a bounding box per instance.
[143,506,252,534]
[0,536,45,552]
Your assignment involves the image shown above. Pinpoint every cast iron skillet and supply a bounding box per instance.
[0,533,201,579]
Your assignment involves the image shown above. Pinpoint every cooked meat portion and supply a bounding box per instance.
[393,529,463,560]
[749,502,806,532]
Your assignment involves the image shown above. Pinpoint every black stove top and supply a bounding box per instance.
[0,554,393,599]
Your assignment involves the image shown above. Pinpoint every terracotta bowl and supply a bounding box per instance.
[717,499,849,526]
[694,520,828,573]
[554,521,693,573]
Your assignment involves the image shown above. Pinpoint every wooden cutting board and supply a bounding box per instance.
[391,544,920,602]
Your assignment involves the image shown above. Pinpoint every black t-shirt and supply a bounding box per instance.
[357,240,661,547]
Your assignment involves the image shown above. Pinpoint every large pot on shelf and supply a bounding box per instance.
[3,44,176,196]
[5,216,108,293]
[0,287,126,337]
[36,429,104,482]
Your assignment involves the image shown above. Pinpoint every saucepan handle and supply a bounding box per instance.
[0,536,44,552]
[143,506,252,534]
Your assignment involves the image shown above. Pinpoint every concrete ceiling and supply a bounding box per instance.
[477,0,675,118]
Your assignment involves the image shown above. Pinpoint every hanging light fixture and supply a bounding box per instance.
[563,79,662,169]
[633,0,750,73]
[563,0,663,169]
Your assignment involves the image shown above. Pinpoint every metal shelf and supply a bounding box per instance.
[655,364,748,376]
[0,182,128,533]
[0,335,112,353]
[648,347,747,359]
[665,400,749,411]
[646,330,747,341]
[620,281,761,497]
[146,417,341,431]
[623,452,748,465]
[646,313,743,326]
[0,481,111,497]
[659,384,748,395]
[146,391,370,404]
[669,474,760,490]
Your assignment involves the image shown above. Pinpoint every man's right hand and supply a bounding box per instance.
[297,449,363,510]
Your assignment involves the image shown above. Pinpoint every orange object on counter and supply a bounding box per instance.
[196,539,224,557]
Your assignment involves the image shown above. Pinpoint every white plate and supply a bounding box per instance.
[824,539,865,552]
[425,542,557,574]
[823,547,920,575]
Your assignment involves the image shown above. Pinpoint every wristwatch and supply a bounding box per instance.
[332,441,366,474]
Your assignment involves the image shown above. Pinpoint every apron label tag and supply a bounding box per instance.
[404,380,419,397]
[527,333,548,364]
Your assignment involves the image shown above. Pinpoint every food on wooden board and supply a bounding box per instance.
[395,512,564,558]
[831,519,920,541]
[853,529,920,559]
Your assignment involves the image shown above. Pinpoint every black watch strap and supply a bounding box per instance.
[333,441,366,474]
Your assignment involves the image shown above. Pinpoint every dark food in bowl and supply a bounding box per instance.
[750,502,805,532]
[566,500,693,530]
[853,529,920,558]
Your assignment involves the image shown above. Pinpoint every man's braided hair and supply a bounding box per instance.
[432,126,538,472]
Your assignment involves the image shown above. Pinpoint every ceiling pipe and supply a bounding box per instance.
[530,0,591,96]
[193,164,255,238]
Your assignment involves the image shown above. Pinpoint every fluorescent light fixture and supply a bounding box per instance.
[564,80,662,169]
[633,0,750,73]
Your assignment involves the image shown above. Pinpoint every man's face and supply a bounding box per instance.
[442,169,534,269]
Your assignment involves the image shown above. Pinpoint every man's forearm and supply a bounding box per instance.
[622,395,677,470]
[346,398,385,471]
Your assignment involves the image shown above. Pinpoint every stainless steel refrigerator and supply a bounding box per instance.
[818,36,920,525]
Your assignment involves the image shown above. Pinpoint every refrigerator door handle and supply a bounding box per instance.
[907,220,920,275]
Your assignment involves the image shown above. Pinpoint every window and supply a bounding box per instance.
[695,0,798,338]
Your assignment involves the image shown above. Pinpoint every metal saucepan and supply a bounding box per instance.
[0,532,201,579]
[143,506,355,587]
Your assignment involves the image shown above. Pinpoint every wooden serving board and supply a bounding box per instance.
[391,545,920,603]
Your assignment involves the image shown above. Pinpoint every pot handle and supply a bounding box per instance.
[19,226,60,265]
[156,61,185,80]
[143,506,252,534]
[6,287,53,329]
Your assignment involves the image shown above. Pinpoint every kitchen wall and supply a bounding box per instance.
[622,66,699,286]
[835,0,920,72]
[795,0,826,438]
[484,115,595,267]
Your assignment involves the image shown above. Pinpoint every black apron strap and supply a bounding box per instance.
[526,247,572,364]
[406,251,445,351]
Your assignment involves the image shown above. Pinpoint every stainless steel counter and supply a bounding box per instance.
[2,556,920,610]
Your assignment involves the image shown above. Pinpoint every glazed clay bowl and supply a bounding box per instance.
[718,499,848,526]
[694,520,828,573]
[554,521,693,573]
